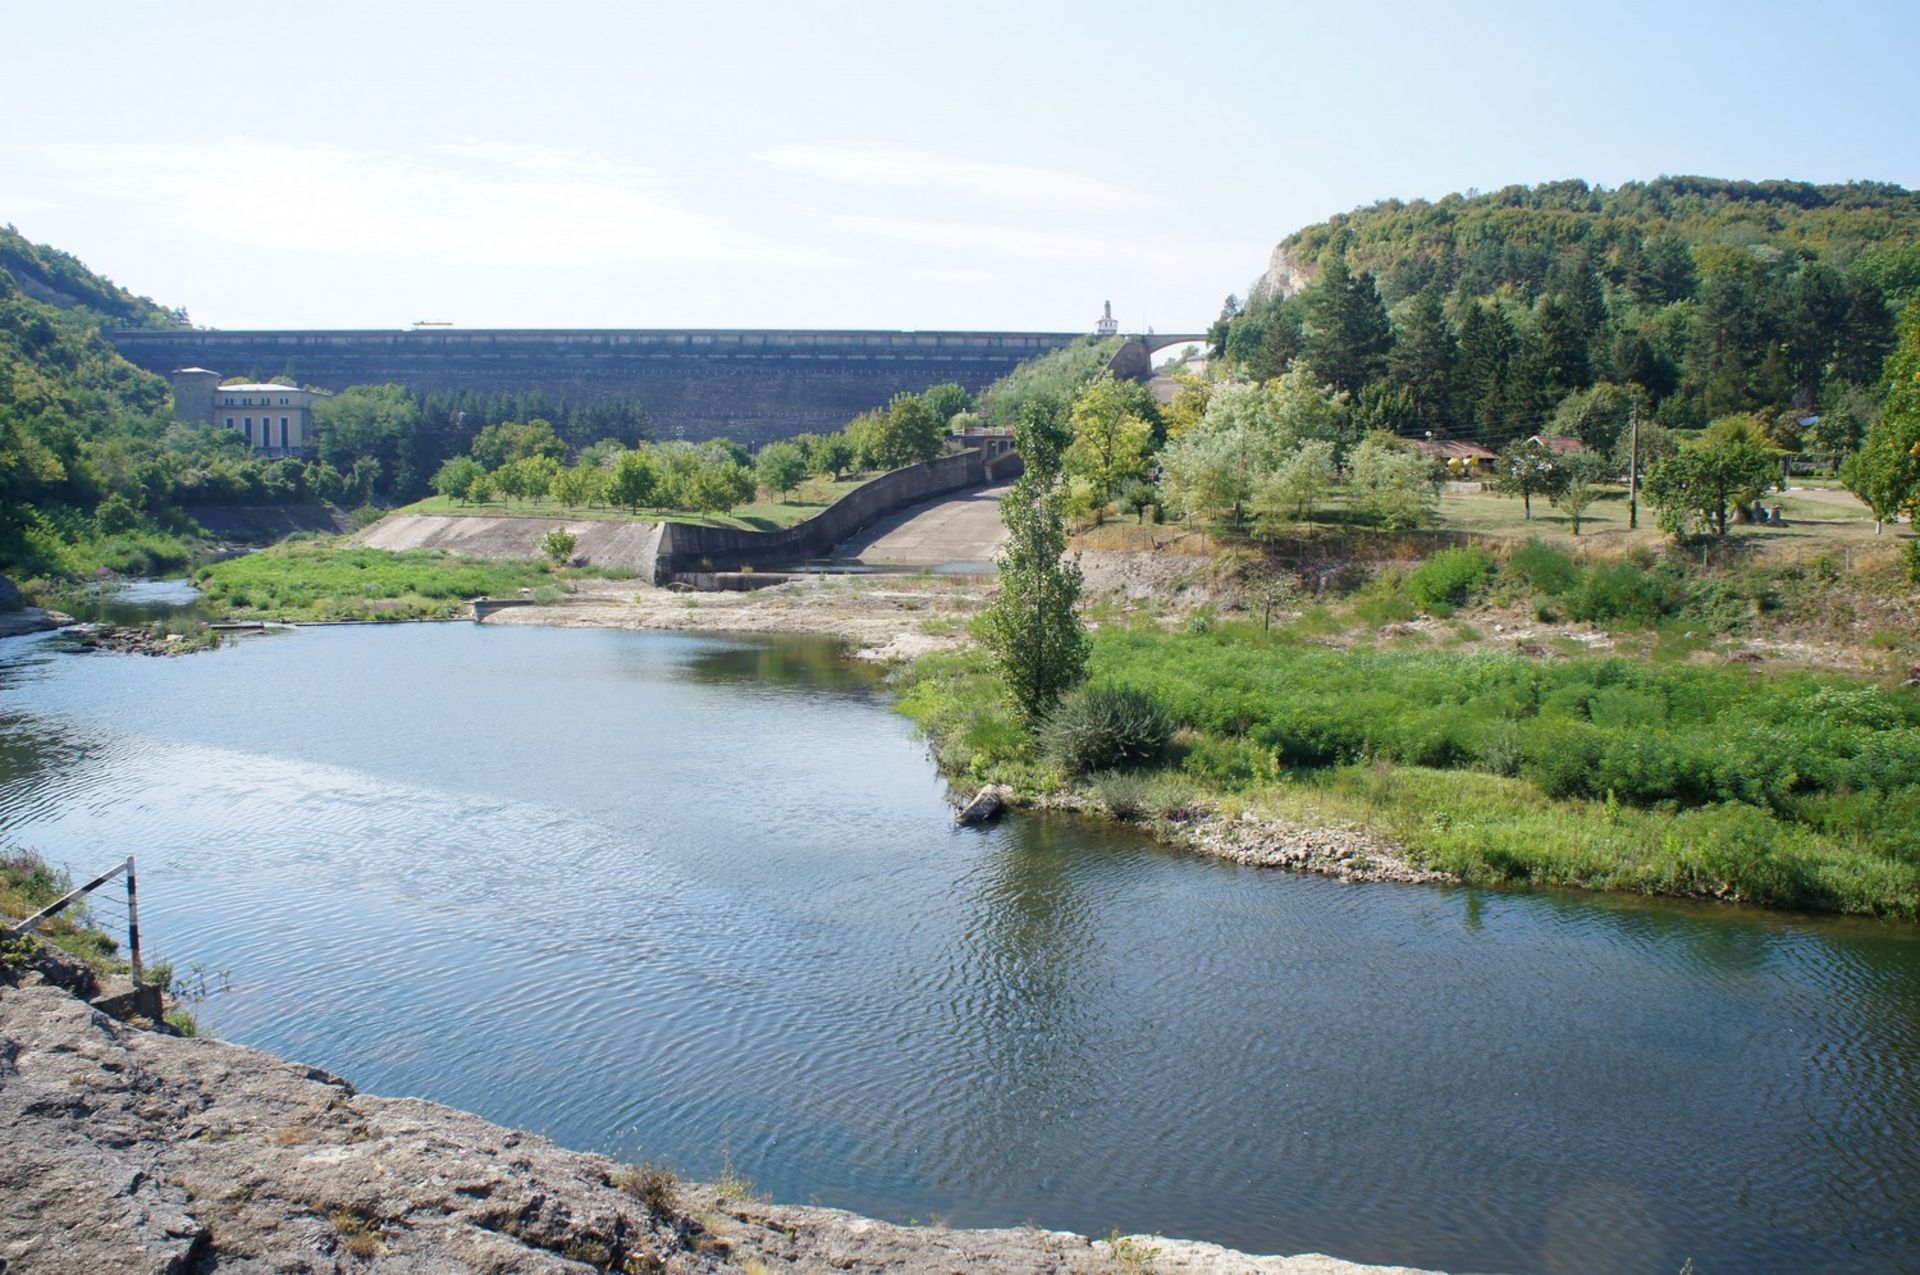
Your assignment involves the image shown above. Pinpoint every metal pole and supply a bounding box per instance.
[125,856,143,987]
[1628,399,1640,531]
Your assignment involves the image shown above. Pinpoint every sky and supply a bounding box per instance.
[4,0,1916,334]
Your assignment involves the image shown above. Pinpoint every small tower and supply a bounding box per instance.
[168,368,221,426]
[1095,300,1119,337]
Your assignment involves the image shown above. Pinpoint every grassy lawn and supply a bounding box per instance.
[397,473,871,531]
[195,542,597,622]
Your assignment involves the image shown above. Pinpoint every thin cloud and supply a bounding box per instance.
[16,141,841,270]
[759,141,1167,213]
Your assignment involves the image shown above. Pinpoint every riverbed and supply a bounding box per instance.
[1,622,1915,1274]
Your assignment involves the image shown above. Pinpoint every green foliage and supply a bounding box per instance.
[1225,177,1918,449]
[981,401,1089,726]
[1493,437,1569,518]
[1404,548,1492,614]
[469,418,566,471]
[197,543,560,621]
[897,629,1920,915]
[1841,305,1920,525]
[1506,538,1579,594]
[1063,375,1155,506]
[540,528,578,564]
[976,337,1124,427]
[1,847,126,975]
[609,448,660,511]
[1643,436,1780,536]
[1249,439,1337,534]
[1348,432,1437,528]
[1040,684,1174,776]
[432,456,485,503]
[754,440,807,501]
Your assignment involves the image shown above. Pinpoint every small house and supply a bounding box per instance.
[1414,438,1498,478]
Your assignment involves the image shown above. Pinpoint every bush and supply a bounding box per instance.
[1042,685,1174,776]
[1563,561,1678,626]
[1405,548,1492,615]
[1506,538,1579,594]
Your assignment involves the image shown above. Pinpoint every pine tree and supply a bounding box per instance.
[1302,257,1393,394]
[1386,287,1458,431]
[1456,302,1517,442]
[1536,295,1592,401]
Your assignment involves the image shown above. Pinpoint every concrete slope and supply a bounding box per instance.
[352,513,663,576]
[831,484,1008,567]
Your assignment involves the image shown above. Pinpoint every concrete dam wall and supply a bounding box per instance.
[106,327,1087,445]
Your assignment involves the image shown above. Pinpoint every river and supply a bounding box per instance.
[0,621,1915,1274]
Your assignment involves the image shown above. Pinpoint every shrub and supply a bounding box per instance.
[1042,685,1174,776]
[614,1163,677,1214]
[1506,538,1579,595]
[540,528,578,564]
[1405,548,1492,615]
[1563,561,1677,626]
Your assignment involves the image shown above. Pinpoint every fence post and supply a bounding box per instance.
[125,855,143,987]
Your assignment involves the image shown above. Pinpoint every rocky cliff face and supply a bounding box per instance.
[0,977,1440,1274]
[1250,243,1316,304]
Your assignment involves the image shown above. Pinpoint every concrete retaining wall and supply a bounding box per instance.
[351,453,990,583]
[653,450,987,580]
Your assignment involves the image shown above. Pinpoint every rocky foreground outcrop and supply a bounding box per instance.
[0,978,1440,1274]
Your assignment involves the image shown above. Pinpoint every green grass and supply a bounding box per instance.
[894,630,1920,918]
[196,542,567,622]
[1,848,126,976]
[398,473,871,531]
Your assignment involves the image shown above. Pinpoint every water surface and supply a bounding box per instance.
[0,624,1914,1274]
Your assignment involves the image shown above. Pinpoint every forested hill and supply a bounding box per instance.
[0,225,183,329]
[1221,176,1920,449]
[0,226,310,581]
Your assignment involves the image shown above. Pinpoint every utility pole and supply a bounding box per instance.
[1628,397,1640,530]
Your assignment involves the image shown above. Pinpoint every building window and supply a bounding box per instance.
[280,418,289,449]
[244,418,253,445]
[224,416,234,428]
[281,397,289,405]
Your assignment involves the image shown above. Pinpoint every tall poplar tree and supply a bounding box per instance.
[982,399,1088,726]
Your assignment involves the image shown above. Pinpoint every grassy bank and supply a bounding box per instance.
[894,629,1920,918]
[1,849,123,975]
[195,542,602,622]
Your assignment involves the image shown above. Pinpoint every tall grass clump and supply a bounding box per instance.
[1040,684,1174,776]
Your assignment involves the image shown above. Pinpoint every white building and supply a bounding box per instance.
[169,369,329,457]
[1095,300,1119,337]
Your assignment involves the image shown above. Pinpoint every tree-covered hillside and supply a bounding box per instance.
[0,227,341,580]
[1220,177,1920,451]
[0,225,184,329]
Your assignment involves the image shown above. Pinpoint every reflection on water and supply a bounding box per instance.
[0,623,1915,1275]
[52,577,207,626]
